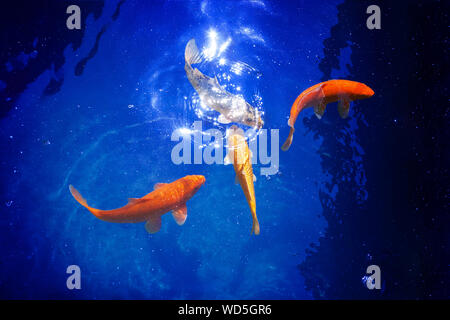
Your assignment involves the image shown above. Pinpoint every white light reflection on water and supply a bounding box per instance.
[185,28,264,149]
[186,94,265,151]
[203,28,218,61]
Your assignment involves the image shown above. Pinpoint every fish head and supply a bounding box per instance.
[225,125,249,164]
[242,104,264,129]
[189,175,206,193]
[226,125,244,140]
[255,116,264,129]
[226,125,244,151]
[354,83,375,100]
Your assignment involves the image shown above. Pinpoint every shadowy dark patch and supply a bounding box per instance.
[112,0,126,21]
[0,1,105,118]
[74,0,126,76]
[74,25,107,76]
[43,77,65,96]
[299,0,449,299]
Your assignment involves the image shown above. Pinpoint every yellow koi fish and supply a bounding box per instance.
[225,125,260,235]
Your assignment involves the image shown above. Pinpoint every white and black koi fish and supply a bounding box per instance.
[184,39,263,129]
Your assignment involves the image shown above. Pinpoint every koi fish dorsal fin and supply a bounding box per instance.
[172,205,187,226]
[145,216,162,234]
[127,198,142,205]
[338,100,350,119]
[154,183,168,190]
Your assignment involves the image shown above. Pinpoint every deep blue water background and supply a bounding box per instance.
[0,0,448,299]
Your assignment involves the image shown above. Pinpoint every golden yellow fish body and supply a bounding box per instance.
[226,126,260,235]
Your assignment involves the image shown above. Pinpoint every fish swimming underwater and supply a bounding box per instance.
[225,125,260,235]
[281,79,374,151]
[184,39,264,129]
[69,175,205,234]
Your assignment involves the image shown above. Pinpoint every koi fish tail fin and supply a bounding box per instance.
[281,127,295,151]
[251,217,260,235]
[69,185,100,216]
[69,185,89,208]
[185,39,203,65]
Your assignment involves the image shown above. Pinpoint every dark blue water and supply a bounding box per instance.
[1,0,448,299]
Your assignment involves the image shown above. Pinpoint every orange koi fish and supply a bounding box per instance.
[281,79,374,151]
[69,175,205,234]
[225,125,260,235]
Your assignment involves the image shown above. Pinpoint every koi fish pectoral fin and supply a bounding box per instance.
[338,100,350,119]
[218,114,232,124]
[172,204,187,226]
[314,101,326,119]
[145,216,162,234]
